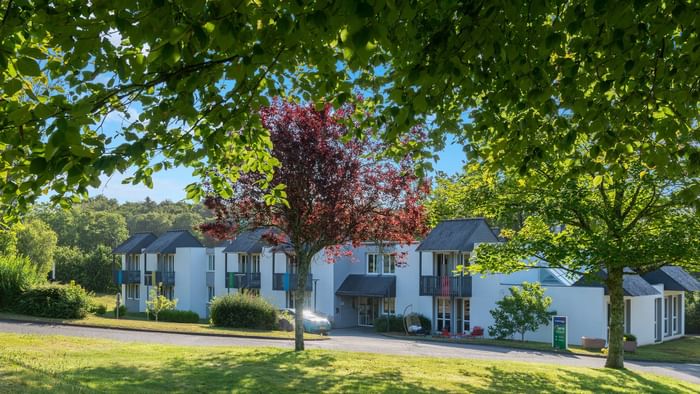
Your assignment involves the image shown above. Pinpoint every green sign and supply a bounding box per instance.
[552,316,567,350]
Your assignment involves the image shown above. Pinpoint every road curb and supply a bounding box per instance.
[0,318,329,342]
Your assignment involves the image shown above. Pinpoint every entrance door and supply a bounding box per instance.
[436,298,452,332]
[358,297,380,326]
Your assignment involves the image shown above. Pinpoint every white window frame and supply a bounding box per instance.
[207,286,215,301]
[367,254,379,274]
[207,255,215,271]
[127,283,140,300]
[383,297,396,315]
[367,253,395,275]
[383,254,395,274]
[251,254,261,273]
[672,295,679,334]
[463,299,471,332]
[238,254,248,272]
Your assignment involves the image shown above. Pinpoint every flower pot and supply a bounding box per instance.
[624,340,637,353]
[581,337,606,349]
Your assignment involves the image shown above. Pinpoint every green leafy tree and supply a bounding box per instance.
[15,219,57,278]
[3,1,699,226]
[489,282,555,341]
[468,160,700,368]
[146,285,178,322]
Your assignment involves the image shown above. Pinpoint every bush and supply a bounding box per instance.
[624,333,637,342]
[374,315,405,332]
[686,291,700,334]
[16,282,91,319]
[148,309,200,323]
[417,314,432,332]
[210,292,277,330]
[91,304,107,315]
[0,254,45,309]
[113,304,127,317]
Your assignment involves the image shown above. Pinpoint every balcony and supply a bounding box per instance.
[144,271,175,286]
[225,272,261,289]
[419,275,471,297]
[272,273,313,291]
[112,270,141,285]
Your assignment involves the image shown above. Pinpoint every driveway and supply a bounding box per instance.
[1,321,698,385]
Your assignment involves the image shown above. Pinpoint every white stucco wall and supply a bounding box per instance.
[396,245,433,319]
[174,247,208,317]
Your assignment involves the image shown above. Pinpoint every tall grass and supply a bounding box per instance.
[0,254,45,309]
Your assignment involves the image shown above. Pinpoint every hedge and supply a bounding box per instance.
[0,254,44,309]
[210,292,277,330]
[148,309,200,323]
[16,283,91,319]
[374,314,432,333]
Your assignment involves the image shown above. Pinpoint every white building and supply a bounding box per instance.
[112,219,700,346]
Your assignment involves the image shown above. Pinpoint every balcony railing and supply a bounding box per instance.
[225,272,261,289]
[272,273,313,291]
[419,275,471,297]
[144,271,175,286]
[112,270,141,285]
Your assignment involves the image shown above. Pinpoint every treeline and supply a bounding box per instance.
[0,196,212,293]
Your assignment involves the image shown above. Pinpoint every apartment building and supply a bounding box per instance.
[112,219,700,346]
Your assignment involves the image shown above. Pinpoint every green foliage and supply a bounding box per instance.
[16,283,91,319]
[54,245,117,293]
[624,333,637,342]
[374,315,405,333]
[145,287,178,322]
[148,309,200,323]
[209,292,277,330]
[0,254,45,309]
[91,304,107,316]
[15,219,57,278]
[488,282,555,341]
[113,304,127,318]
[686,292,700,335]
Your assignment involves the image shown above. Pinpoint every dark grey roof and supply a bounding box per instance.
[574,269,660,297]
[223,227,280,254]
[417,218,499,252]
[144,230,203,253]
[336,275,396,298]
[113,233,157,254]
[642,266,700,292]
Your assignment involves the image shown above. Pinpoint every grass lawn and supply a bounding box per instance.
[0,312,326,340]
[384,333,700,364]
[0,333,697,393]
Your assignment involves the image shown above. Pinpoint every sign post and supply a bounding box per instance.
[552,315,567,350]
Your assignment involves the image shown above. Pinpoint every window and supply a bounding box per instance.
[383,297,395,315]
[368,254,379,273]
[383,254,395,274]
[207,255,215,271]
[368,254,395,274]
[238,254,248,272]
[436,298,451,332]
[251,254,261,273]
[436,253,451,276]
[208,286,215,301]
[463,299,471,332]
[161,286,174,301]
[127,284,139,300]
[664,296,670,336]
[672,295,680,334]
[159,254,175,272]
[127,254,140,271]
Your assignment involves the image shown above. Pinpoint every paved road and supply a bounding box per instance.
[1,320,698,385]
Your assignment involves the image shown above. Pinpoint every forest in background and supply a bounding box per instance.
[0,196,212,293]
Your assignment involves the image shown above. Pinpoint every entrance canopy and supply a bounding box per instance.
[336,275,396,298]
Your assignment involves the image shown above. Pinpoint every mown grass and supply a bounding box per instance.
[0,332,697,393]
[384,333,700,363]
[0,312,325,340]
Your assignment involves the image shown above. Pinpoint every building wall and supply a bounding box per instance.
[629,294,659,346]
[174,247,208,317]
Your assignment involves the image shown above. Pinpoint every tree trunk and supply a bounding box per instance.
[605,266,625,369]
[293,254,311,352]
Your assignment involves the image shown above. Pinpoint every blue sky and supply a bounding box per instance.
[88,138,467,203]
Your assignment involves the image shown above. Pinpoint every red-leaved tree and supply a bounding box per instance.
[200,100,428,350]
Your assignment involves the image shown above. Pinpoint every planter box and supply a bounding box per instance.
[624,340,637,353]
[581,337,606,349]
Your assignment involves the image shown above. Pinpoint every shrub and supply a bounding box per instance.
[686,291,700,334]
[417,314,432,332]
[374,315,405,332]
[0,254,45,309]
[113,304,127,317]
[16,282,91,319]
[91,304,107,315]
[148,309,200,323]
[624,333,637,342]
[210,292,277,330]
